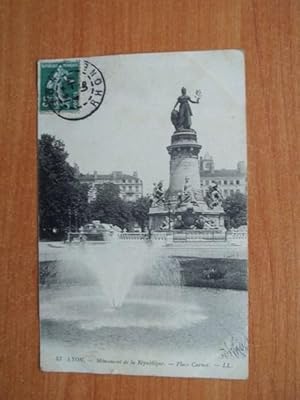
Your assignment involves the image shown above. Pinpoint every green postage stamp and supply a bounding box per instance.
[39,61,80,112]
[39,59,106,120]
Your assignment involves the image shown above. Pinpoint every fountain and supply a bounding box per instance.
[39,240,216,338]
[40,239,247,379]
[45,241,183,310]
[84,241,181,309]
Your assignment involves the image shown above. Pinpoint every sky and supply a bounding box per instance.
[38,50,247,194]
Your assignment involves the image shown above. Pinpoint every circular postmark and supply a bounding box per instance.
[43,60,106,121]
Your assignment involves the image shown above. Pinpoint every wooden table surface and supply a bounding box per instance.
[0,1,299,399]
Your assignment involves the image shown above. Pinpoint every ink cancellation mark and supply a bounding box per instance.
[39,60,106,121]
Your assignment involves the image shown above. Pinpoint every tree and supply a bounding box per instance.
[39,134,89,239]
[70,181,90,228]
[222,192,247,229]
[90,183,133,229]
[131,196,152,231]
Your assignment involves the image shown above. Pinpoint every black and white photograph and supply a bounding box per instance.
[38,50,248,379]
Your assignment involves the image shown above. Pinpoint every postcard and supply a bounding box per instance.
[38,50,248,379]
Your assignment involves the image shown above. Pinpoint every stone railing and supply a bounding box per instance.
[118,232,148,240]
[226,231,248,240]
[173,230,227,241]
[151,232,168,240]
[117,230,247,242]
[118,230,227,241]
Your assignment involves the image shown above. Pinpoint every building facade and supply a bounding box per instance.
[79,170,143,202]
[200,153,247,198]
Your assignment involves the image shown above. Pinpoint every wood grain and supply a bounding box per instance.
[0,1,299,399]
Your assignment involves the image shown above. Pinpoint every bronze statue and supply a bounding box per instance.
[171,87,201,130]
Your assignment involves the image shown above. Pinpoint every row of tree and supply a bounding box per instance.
[222,192,247,229]
[39,134,247,239]
[39,134,151,239]
[89,183,151,232]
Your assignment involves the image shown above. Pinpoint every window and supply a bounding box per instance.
[205,180,209,185]
[230,189,234,195]
[230,180,234,185]
[224,189,228,195]
[224,180,227,185]
[136,186,139,191]
[236,180,240,184]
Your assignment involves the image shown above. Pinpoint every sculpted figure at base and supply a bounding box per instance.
[176,177,198,208]
[151,181,165,207]
[159,216,173,231]
[194,216,205,229]
[205,182,223,209]
[171,87,201,130]
[173,215,184,229]
[195,215,217,229]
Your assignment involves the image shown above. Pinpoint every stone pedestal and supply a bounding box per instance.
[148,206,170,231]
[149,128,225,232]
[149,205,225,232]
[167,129,202,198]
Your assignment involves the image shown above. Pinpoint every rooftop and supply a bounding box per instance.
[201,169,246,177]
[79,171,141,182]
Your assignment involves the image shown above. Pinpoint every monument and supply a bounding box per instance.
[149,87,225,231]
